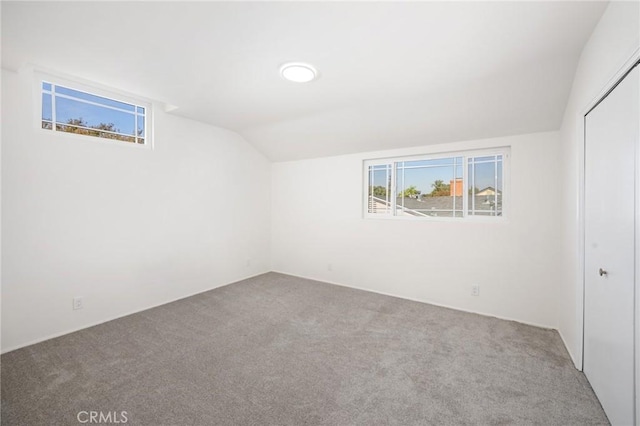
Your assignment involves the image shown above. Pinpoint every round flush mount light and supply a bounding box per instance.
[280,62,318,83]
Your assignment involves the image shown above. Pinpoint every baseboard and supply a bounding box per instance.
[1,270,270,354]
[557,328,581,370]
[271,269,556,331]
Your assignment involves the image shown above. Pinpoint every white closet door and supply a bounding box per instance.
[584,64,638,426]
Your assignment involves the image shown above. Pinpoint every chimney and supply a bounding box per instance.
[450,178,463,196]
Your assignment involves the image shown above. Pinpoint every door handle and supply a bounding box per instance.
[599,268,608,277]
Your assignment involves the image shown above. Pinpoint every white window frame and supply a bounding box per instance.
[34,70,153,149]
[363,147,510,221]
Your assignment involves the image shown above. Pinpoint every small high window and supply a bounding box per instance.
[364,148,508,219]
[41,82,148,145]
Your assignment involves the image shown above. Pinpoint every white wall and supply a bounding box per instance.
[1,68,271,352]
[557,1,640,367]
[271,132,561,328]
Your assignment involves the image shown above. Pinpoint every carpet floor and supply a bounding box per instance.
[1,273,608,425]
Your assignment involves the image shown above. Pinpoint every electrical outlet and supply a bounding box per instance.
[471,285,480,297]
[327,263,333,271]
[73,297,84,310]
[246,259,252,268]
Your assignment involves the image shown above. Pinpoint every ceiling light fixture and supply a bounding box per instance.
[280,62,318,83]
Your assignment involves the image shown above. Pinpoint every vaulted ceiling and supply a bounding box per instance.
[2,1,608,161]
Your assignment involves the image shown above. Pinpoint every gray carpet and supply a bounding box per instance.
[1,272,608,425]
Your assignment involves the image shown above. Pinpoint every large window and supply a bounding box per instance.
[41,81,149,145]
[364,149,508,219]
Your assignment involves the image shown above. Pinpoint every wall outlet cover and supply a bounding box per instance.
[73,297,83,310]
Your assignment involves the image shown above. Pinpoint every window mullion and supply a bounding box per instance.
[471,158,475,215]
[494,156,498,216]
[368,166,372,215]
[462,156,468,217]
[452,158,456,217]
[401,162,405,216]
[390,163,397,216]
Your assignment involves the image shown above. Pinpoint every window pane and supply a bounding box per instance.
[471,155,496,163]
[55,96,136,138]
[468,155,502,216]
[42,92,52,123]
[368,164,392,214]
[497,156,503,196]
[402,157,457,168]
[396,157,463,218]
[42,82,52,92]
[55,86,135,112]
[136,114,145,138]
